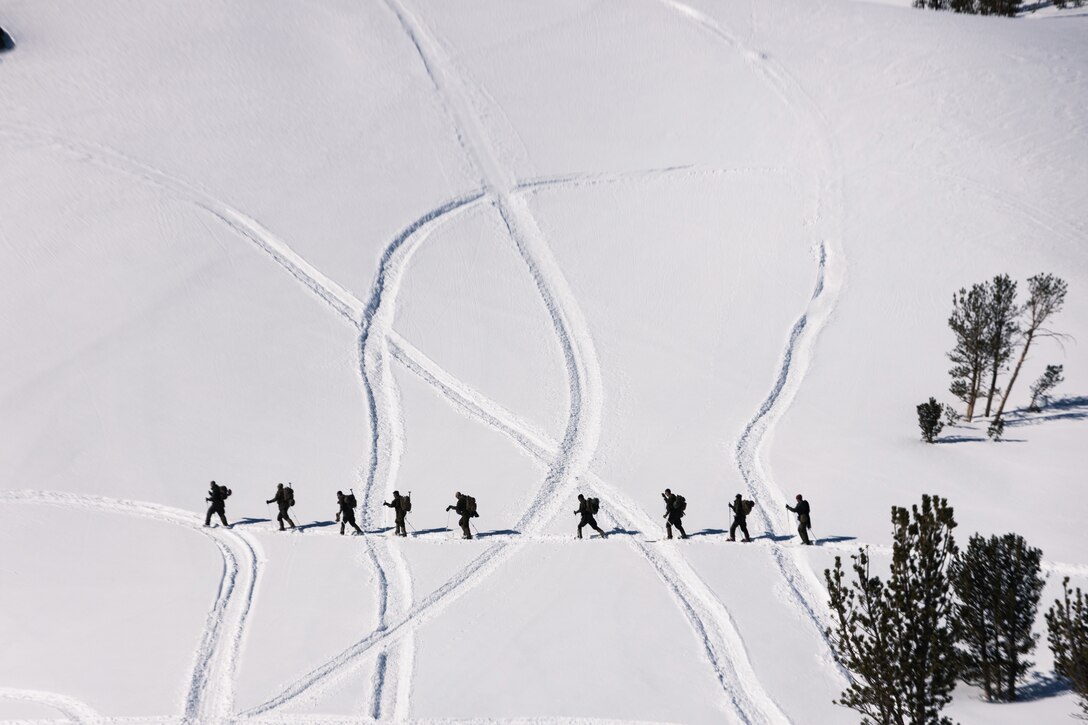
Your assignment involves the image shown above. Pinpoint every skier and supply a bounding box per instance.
[336,490,362,535]
[786,494,813,545]
[266,482,296,531]
[383,490,410,537]
[662,489,688,540]
[445,491,477,539]
[204,480,231,527]
[728,493,752,542]
[574,493,607,539]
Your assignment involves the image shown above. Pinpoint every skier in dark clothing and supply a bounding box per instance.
[728,493,752,542]
[336,490,362,535]
[574,494,607,539]
[383,490,409,537]
[204,481,231,527]
[266,483,296,531]
[445,491,476,539]
[662,489,687,540]
[786,494,813,545]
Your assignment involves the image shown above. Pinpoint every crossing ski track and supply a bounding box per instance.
[658,0,853,684]
[0,490,262,723]
[0,122,784,722]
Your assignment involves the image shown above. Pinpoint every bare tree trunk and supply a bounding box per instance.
[984,362,1000,417]
[994,331,1035,420]
[965,367,980,421]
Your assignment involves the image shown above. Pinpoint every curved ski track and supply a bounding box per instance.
[0,490,262,723]
[0,687,101,724]
[660,0,852,684]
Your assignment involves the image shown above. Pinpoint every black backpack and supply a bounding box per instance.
[402,494,412,513]
[743,500,755,515]
[284,486,295,507]
[344,493,357,509]
[464,495,478,517]
[674,495,687,515]
[587,497,600,515]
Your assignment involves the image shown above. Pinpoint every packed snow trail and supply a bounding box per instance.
[0,490,262,723]
[660,0,850,683]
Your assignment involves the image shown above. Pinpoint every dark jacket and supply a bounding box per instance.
[787,499,811,527]
[207,485,229,510]
[384,495,405,515]
[338,495,357,518]
[729,499,747,521]
[267,488,291,510]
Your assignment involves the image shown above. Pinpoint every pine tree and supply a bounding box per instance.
[948,284,989,421]
[1028,364,1064,412]
[950,533,1045,702]
[1045,578,1088,719]
[917,397,946,443]
[994,274,1068,422]
[825,495,959,724]
[982,275,1019,417]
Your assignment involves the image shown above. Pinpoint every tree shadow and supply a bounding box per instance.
[1006,395,1088,428]
[936,435,987,444]
[476,528,520,539]
[1015,671,1072,702]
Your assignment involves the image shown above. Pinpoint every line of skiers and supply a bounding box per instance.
[204,481,813,544]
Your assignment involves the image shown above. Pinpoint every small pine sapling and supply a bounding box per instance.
[1028,364,1064,412]
[1045,578,1088,719]
[987,417,1005,442]
[918,397,945,443]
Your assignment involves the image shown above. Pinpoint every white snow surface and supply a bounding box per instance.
[1,0,1086,722]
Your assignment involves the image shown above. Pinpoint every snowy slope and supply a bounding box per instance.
[0,0,1085,722]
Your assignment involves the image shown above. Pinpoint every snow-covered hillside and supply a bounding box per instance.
[1,0,1085,722]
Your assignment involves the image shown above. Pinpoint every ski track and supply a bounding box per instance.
[515,165,790,193]
[657,0,853,688]
[0,490,262,723]
[355,189,486,722]
[0,687,101,724]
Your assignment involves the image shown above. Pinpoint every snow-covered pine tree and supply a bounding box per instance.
[1028,364,1064,412]
[825,495,959,724]
[1045,578,1088,719]
[917,397,945,443]
[948,284,989,421]
[950,533,1045,702]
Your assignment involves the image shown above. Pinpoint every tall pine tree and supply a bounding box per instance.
[1045,578,1088,718]
[826,495,960,723]
[948,284,989,421]
[950,533,1045,701]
